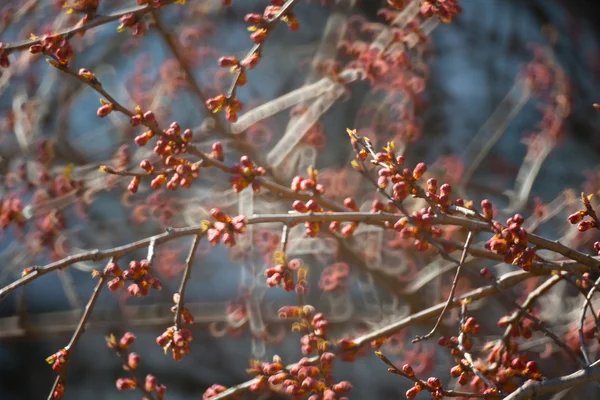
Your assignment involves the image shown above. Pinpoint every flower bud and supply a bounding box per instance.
[97,103,114,117]
[481,199,493,220]
[127,352,140,370]
[412,162,427,180]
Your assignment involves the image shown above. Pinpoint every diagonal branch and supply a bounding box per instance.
[174,234,202,328]
[2,2,179,54]
[48,266,109,399]
[413,230,474,343]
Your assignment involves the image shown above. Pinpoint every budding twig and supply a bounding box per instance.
[174,234,202,329]
[47,265,109,400]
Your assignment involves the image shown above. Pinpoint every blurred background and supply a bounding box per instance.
[1,0,600,398]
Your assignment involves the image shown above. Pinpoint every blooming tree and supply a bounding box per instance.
[0,0,599,399]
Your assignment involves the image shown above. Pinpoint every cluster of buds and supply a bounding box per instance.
[292,199,325,237]
[46,348,68,373]
[462,316,481,336]
[291,166,326,194]
[329,198,359,237]
[277,305,330,355]
[28,33,74,65]
[393,207,442,251]
[441,326,543,395]
[207,208,247,247]
[229,155,266,192]
[481,341,542,393]
[218,55,255,88]
[246,354,351,399]
[142,374,166,399]
[318,262,350,292]
[205,94,242,122]
[106,332,137,351]
[498,313,535,340]
[265,251,303,291]
[436,337,498,396]
[484,211,537,271]
[244,1,299,45]
[375,351,449,400]
[449,360,476,388]
[568,196,598,232]
[153,159,200,192]
[104,259,162,296]
[298,312,330,355]
[245,355,285,393]
[0,196,25,230]
[131,109,157,141]
[155,122,194,158]
[107,333,166,398]
[360,138,457,213]
[172,292,194,324]
[156,327,193,360]
[134,112,193,148]
[62,0,99,15]
[52,381,65,399]
[405,377,444,400]
[203,384,228,399]
[425,178,453,208]
[117,13,146,37]
[420,0,462,23]
[131,115,199,191]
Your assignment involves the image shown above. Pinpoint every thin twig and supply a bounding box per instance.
[413,231,474,343]
[47,266,109,399]
[3,2,178,53]
[226,0,300,100]
[174,234,202,328]
[375,349,502,398]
